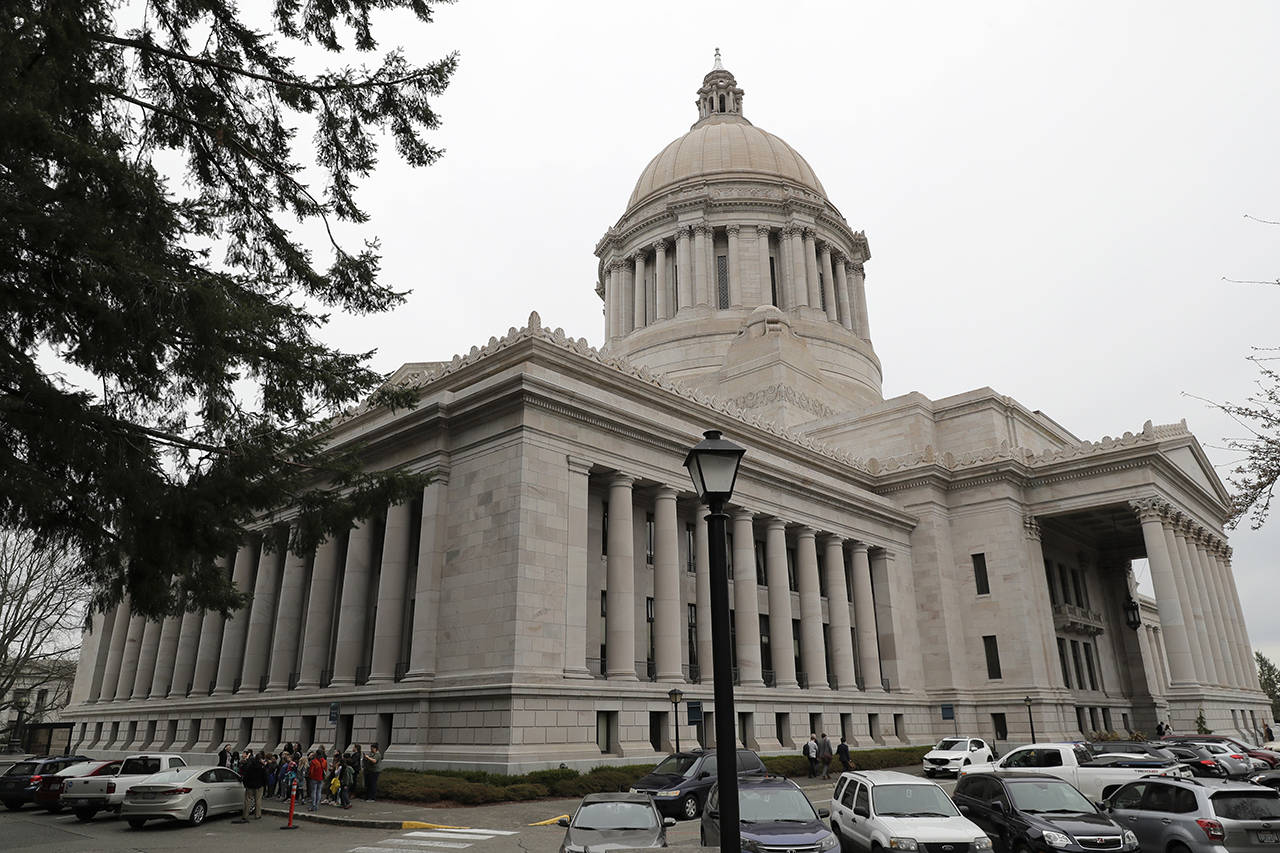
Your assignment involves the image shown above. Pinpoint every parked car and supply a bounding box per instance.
[701,775,838,851]
[1104,775,1280,851]
[1166,734,1280,768]
[1251,768,1280,791]
[62,753,187,821]
[961,742,1190,801]
[35,759,122,812]
[832,769,992,852]
[923,736,996,777]
[119,765,243,828]
[628,747,766,820]
[1164,744,1228,778]
[1090,741,1177,761]
[556,791,673,853]
[1187,741,1254,778]
[0,755,94,810]
[954,771,1139,852]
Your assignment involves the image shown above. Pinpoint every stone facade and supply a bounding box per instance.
[61,55,1272,770]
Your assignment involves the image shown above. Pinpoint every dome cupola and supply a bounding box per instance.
[695,49,745,123]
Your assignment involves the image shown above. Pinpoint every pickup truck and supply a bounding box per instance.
[62,754,187,821]
[960,743,1190,801]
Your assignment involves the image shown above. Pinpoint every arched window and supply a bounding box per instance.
[719,94,726,112]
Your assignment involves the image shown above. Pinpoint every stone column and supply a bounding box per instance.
[819,244,838,322]
[653,241,669,321]
[621,262,635,334]
[1192,531,1237,686]
[1135,622,1162,697]
[86,607,118,703]
[834,255,853,330]
[1199,538,1242,687]
[213,541,260,695]
[823,536,856,690]
[564,458,591,679]
[607,261,622,340]
[330,518,374,686]
[756,225,773,307]
[803,229,821,309]
[1132,499,1195,684]
[115,614,146,700]
[190,614,224,698]
[787,226,807,307]
[406,472,449,681]
[97,599,132,703]
[1216,545,1259,689]
[694,504,713,682]
[693,224,710,306]
[731,509,763,686]
[764,519,796,687]
[1161,517,1208,684]
[676,228,693,311]
[632,252,647,330]
[241,536,287,693]
[1175,521,1221,684]
[148,614,183,698]
[369,500,414,683]
[605,474,637,680]
[130,618,163,699]
[168,607,203,698]
[653,487,683,682]
[850,543,881,689]
[850,262,871,339]
[266,542,309,691]
[296,537,342,688]
[870,549,920,690]
[795,527,827,689]
[727,225,742,306]
[1023,517,1064,687]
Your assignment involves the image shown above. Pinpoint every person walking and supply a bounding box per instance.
[363,743,382,802]
[836,736,851,772]
[307,748,327,811]
[239,750,266,821]
[802,734,819,778]
[818,733,834,779]
[218,744,231,768]
[340,756,354,809]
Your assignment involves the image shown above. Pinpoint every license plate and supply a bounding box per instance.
[1258,831,1278,843]
[138,793,154,799]
[69,798,86,806]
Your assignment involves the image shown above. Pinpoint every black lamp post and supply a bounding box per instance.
[684,429,746,853]
[668,687,684,754]
[1122,596,1142,631]
[1024,696,1036,744]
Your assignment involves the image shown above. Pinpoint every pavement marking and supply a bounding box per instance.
[432,828,518,835]
[402,821,470,829]
[372,842,477,850]
[529,814,570,826]
[404,831,501,841]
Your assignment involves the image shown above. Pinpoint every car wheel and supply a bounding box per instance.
[2,800,22,811]
[188,800,207,827]
[127,818,147,829]
[680,794,700,820]
[73,808,98,822]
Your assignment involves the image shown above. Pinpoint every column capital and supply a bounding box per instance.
[566,454,592,475]
[692,222,712,236]
[725,223,741,237]
[818,532,844,546]
[651,238,669,253]
[608,471,635,488]
[654,485,679,501]
[731,506,755,522]
[755,224,771,238]
[850,262,865,276]
[818,242,833,257]
[849,541,870,554]
[1023,515,1042,540]
[675,225,692,242]
[843,259,858,274]
[781,224,801,238]
[802,227,817,240]
[795,525,817,540]
[1130,496,1171,523]
[632,250,646,264]
[765,517,787,532]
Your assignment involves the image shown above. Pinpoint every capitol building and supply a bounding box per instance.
[65,56,1271,771]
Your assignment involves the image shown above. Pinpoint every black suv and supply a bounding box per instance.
[953,772,1139,852]
[629,748,766,820]
[1,755,94,810]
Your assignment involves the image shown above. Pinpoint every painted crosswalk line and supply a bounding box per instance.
[348,825,521,853]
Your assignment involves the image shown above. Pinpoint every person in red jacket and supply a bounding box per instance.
[307,747,327,812]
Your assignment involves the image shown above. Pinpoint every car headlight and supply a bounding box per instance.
[973,837,993,851]
[887,839,919,851]
[818,832,839,851]
[1122,829,1139,851]
[742,840,763,853]
[654,789,681,797]
[1041,830,1072,848]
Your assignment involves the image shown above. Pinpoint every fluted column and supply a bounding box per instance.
[330,518,374,686]
[130,618,163,699]
[1201,538,1243,687]
[168,607,202,697]
[653,241,670,320]
[1024,518,1064,687]
[819,244,838,322]
[693,223,710,306]
[834,255,853,330]
[803,229,821,309]
[764,519,796,687]
[653,487,683,682]
[694,505,713,682]
[632,252,647,330]
[564,458,591,678]
[606,261,621,340]
[241,537,287,693]
[731,509,762,686]
[370,500,414,683]
[1192,531,1238,686]
[1161,518,1208,684]
[87,606,120,703]
[1135,621,1162,697]
[148,614,182,698]
[1216,545,1258,689]
[406,472,449,681]
[727,225,742,306]
[1132,499,1196,683]
[605,474,637,680]
[787,226,807,307]
[675,228,693,311]
[850,543,881,689]
[115,614,145,700]
[795,528,827,688]
[850,262,870,339]
[823,536,856,690]
[296,537,343,688]
[621,262,635,334]
[755,225,773,307]
[266,542,309,691]
[98,599,132,703]
[1176,519,1220,684]
[213,541,259,695]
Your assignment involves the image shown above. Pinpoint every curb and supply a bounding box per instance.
[262,806,467,830]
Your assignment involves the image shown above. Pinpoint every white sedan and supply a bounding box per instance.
[120,766,243,828]
[922,737,995,777]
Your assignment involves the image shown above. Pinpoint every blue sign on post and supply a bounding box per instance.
[941,704,955,721]
[328,702,340,725]
[686,700,703,724]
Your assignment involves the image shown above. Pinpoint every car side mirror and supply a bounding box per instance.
[817,808,830,818]
[1094,801,1108,812]
[853,805,869,818]
[557,818,569,827]
[971,745,979,751]
[664,817,676,827]
[958,804,971,816]
[989,800,1006,814]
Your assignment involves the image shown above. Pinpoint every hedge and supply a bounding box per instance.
[377,745,930,805]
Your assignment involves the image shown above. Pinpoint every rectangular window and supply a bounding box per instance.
[685,523,696,573]
[716,255,729,309]
[688,604,698,672]
[673,263,679,310]
[1102,708,1113,732]
[983,635,1002,679]
[600,590,607,617]
[602,502,608,556]
[817,550,828,597]
[769,256,778,306]
[793,619,803,679]
[1072,570,1086,609]
[1076,706,1087,734]
[972,553,990,595]
[754,540,767,586]
[1084,642,1098,690]
[1059,563,1073,605]
[647,597,655,671]
[991,712,1008,741]
[1044,559,1058,605]
[645,513,655,566]
[646,596,654,622]
[818,271,826,311]
[759,614,772,677]
[1057,637,1072,688]
[1070,640,1085,689]
[845,562,853,602]
[786,547,798,591]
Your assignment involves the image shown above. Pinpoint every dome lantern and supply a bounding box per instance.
[695,48,745,124]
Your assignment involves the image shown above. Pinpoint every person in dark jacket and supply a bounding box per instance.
[836,736,852,772]
[218,745,232,768]
[240,751,267,820]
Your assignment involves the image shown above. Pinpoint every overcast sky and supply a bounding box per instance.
[206,3,1280,663]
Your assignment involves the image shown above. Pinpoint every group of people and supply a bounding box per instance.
[801,733,852,780]
[215,741,382,817]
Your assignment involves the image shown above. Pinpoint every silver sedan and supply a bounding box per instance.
[120,765,243,828]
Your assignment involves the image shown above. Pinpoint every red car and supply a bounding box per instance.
[34,759,121,812]
[1166,734,1280,768]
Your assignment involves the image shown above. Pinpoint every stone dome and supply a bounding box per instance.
[627,118,828,210]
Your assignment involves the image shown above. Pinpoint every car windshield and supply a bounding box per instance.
[1211,792,1280,821]
[120,758,162,775]
[872,784,960,817]
[1008,780,1096,814]
[651,754,699,777]
[4,762,38,776]
[738,787,817,822]
[936,739,966,751]
[573,801,657,830]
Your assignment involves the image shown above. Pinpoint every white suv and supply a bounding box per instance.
[923,736,995,777]
[831,770,992,852]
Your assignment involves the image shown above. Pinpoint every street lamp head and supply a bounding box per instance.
[1023,696,1032,708]
[1122,596,1142,630]
[683,430,746,508]
[13,696,28,712]
[668,687,684,705]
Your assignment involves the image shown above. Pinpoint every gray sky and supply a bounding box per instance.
[227,3,1280,661]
